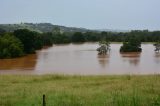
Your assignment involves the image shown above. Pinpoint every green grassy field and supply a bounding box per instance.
[0,75,160,106]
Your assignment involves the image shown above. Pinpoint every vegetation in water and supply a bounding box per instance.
[154,41,160,52]
[97,40,110,55]
[0,27,160,58]
[120,35,142,52]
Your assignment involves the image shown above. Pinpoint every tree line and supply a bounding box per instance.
[0,28,160,58]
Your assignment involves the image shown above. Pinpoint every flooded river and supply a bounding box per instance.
[0,43,160,75]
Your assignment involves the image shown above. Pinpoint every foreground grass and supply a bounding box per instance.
[0,75,160,106]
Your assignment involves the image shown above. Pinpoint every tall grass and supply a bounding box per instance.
[0,75,160,106]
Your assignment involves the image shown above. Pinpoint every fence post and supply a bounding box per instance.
[43,94,46,106]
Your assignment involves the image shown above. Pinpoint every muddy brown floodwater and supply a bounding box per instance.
[0,43,160,75]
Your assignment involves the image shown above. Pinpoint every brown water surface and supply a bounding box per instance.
[0,43,159,75]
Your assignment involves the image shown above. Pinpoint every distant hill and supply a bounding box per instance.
[97,29,130,32]
[0,23,94,33]
[0,23,131,33]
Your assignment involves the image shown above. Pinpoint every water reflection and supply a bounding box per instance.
[0,43,160,75]
[97,54,110,68]
[155,52,160,57]
[0,54,37,71]
[154,52,160,64]
[120,53,141,66]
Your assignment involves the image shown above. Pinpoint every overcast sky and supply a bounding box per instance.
[0,0,160,30]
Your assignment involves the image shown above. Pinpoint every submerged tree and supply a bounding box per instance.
[154,41,160,52]
[97,40,110,55]
[120,35,142,52]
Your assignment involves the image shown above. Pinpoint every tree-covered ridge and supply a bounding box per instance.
[0,23,92,33]
[1,23,160,43]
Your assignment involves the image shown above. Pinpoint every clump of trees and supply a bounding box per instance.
[42,27,71,45]
[0,28,6,35]
[120,35,142,52]
[14,29,43,54]
[41,32,54,46]
[52,33,71,44]
[0,28,73,59]
[72,32,85,43]
[154,41,160,52]
[0,34,24,58]
[97,40,110,55]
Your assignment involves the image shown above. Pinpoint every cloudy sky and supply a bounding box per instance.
[0,0,160,30]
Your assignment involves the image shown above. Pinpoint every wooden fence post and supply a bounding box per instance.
[43,94,46,106]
